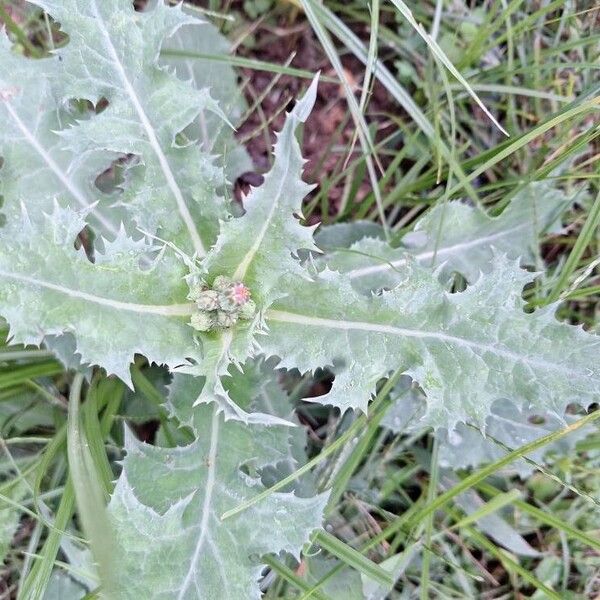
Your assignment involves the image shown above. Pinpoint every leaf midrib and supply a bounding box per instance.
[347,220,532,279]
[177,407,220,599]
[90,0,205,257]
[265,309,595,380]
[231,137,294,282]
[1,99,119,237]
[0,269,193,317]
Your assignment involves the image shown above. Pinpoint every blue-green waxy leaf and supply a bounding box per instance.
[260,255,600,429]
[184,76,599,430]
[0,205,196,385]
[2,11,599,433]
[202,75,320,307]
[184,76,320,418]
[184,72,598,426]
[383,383,592,478]
[314,220,385,251]
[159,11,253,181]
[323,181,571,293]
[0,32,120,238]
[108,373,327,600]
[437,402,593,477]
[0,3,599,598]
[28,0,230,256]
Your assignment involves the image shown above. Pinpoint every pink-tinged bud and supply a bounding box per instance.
[231,282,251,305]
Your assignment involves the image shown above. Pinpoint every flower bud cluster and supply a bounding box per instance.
[189,276,256,332]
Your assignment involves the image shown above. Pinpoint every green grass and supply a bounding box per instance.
[0,0,599,597]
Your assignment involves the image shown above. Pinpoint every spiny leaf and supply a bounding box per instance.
[0,32,119,238]
[180,356,316,494]
[383,382,593,477]
[185,77,319,418]
[260,255,599,428]
[202,75,320,307]
[159,11,252,181]
[179,322,270,423]
[314,220,384,252]
[2,39,599,434]
[108,373,327,600]
[186,81,599,430]
[0,205,196,385]
[29,0,230,255]
[437,402,593,477]
[324,181,571,292]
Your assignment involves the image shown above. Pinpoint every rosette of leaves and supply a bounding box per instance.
[0,0,598,431]
[0,2,599,597]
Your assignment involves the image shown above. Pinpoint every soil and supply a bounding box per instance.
[194,1,400,221]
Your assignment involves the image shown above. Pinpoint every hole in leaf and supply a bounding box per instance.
[528,414,546,425]
[284,97,295,112]
[183,356,199,368]
[235,172,264,207]
[238,172,264,189]
[132,420,160,444]
[4,7,69,57]
[239,460,260,479]
[279,365,335,403]
[94,154,139,195]
[39,13,69,51]
[74,225,96,263]
[66,97,109,121]
[521,276,551,315]
[447,272,468,293]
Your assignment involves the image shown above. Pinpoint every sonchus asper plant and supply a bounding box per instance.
[0,1,598,598]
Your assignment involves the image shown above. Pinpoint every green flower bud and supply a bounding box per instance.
[190,312,214,332]
[212,275,233,291]
[217,291,239,313]
[187,283,207,302]
[215,310,238,328]
[196,289,220,311]
[239,299,256,320]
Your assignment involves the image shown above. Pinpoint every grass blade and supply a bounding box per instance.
[300,0,390,239]
[546,189,600,303]
[314,530,393,588]
[406,410,600,529]
[67,374,117,597]
[387,0,509,136]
